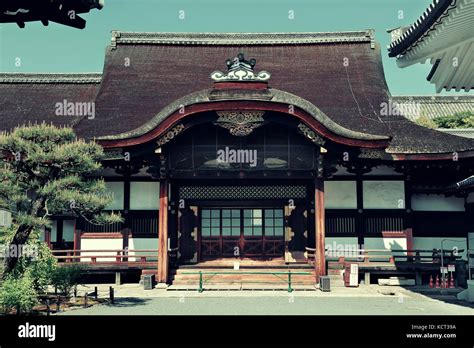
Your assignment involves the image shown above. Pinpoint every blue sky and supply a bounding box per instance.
[0,0,463,95]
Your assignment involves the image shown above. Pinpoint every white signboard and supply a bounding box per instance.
[349,273,358,286]
[448,264,455,272]
[440,267,448,274]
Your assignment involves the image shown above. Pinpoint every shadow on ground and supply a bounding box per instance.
[402,286,474,309]
[103,297,152,308]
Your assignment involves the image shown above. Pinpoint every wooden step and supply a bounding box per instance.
[171,266,316,289]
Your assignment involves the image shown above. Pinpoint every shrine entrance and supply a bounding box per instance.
[199,207,285,259]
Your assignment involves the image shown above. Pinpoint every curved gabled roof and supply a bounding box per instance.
[75,30,392,139]
[1,31,474,157]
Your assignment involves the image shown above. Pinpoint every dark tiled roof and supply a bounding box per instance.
[0,73,102,84]
[0,73,101,132]
[388,0,456,57]
[1,32,474,156]
[438,129,474,139]
[74,31,393,141]
[110,30,375,46]
[392,96,474,121]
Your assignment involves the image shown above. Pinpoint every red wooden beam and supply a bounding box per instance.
[157,179,169,284]
[73,226,81,262]
[314,177,326,282]
[99,100,389,149]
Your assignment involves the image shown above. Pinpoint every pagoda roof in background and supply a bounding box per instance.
[1,31,474,158]
[387,0,474,92]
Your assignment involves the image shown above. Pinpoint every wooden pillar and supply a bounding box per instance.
[73,226,81,262]
[157,179,169,284]
[356,174,364,247]
[404,171,414,257]
[314,176,326,282]
[44,228,52,248]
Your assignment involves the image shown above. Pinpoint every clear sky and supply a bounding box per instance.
[0,0,464,95]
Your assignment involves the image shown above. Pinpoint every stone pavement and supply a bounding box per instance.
[73,283,415,298]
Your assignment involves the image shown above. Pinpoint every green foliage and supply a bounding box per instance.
[51,264,83,297]
[18,243,57,294]
[414,115,437,129]
[0,276,38,314]
[432,111,474,129]
[0,123,118,219]
[2,226,57,293]
[0,123,122,277]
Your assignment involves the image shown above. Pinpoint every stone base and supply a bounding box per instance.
[378,277,415,286]
[155,283,169,289]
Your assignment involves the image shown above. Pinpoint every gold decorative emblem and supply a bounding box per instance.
[297,123,326,146]
[156,124,185,146]
[215,110,265,136]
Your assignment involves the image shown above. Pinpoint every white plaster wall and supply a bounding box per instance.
[80,238,123,262]
[325,237,359,260]
[63,220,75,242]
[325,181,357,209]
[130,182,160,210]
[363,181,405,209]
[364,237,407,251]
[411,194,465,211]
[128,237,158,261]
[51,220,58,243]
[105,182,124,210]
[363,237,407,262]
[413,237,467,260]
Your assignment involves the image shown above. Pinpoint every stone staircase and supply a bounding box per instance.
[140,260,348,290]
[327,267,346,288]
[168,264,317,291]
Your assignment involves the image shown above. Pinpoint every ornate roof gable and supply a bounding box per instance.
[210,53,271,82]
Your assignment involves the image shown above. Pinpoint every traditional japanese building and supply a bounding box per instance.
[1,30,473,287]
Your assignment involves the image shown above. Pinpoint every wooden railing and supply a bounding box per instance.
[182,270,313,293]
[305,247,464,264]
[51,249,158,263]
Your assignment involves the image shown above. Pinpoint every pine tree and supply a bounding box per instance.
[0,124,121,278]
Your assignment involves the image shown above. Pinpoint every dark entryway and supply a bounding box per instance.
[199,207,285,259]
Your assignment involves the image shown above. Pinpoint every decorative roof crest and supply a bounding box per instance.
[210,53,271,82]
[215,110,265,136]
